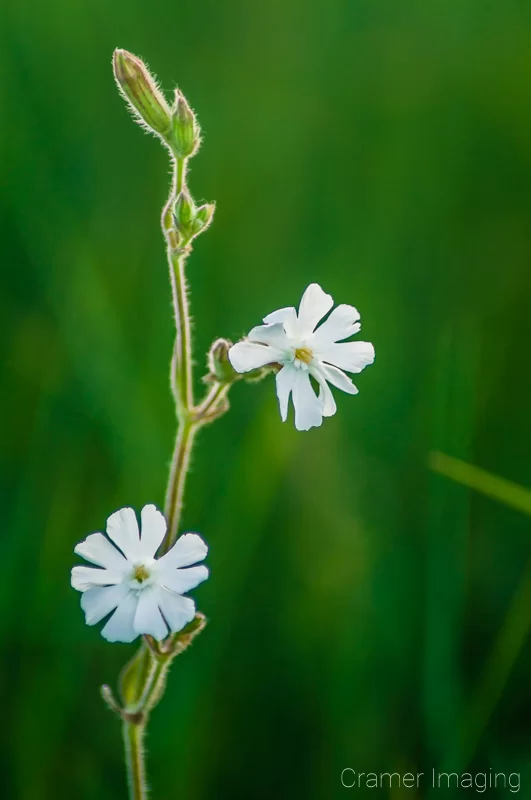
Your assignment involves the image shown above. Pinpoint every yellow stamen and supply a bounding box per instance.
[294,347,313,365]
[133,564,150,583]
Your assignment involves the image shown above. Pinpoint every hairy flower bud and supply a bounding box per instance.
[113,49,172,138]
[173,194,215,244]
[207,338,239,383]
[191,203,215,236]
[173,190,195,240]
[170,89,200,158]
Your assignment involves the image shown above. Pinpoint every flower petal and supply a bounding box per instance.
[158,565,209,594]
[80,583,129,625]
[319,363,359,395]
[319,341,375,373]
[155,587,196,634]
[275,364,296,422]
[292,369,323,431]
[311,367,337,417]
[297,284,333,337]
[106,507,141,561]
[247,322,291,350]
[156,533,208,570]
[140,504,167,559]
[133,588,169,640]
[74,533,129,571]
[228,341,281,373]
[311,304,361,346]
[262,306,298,337]
[71,565,125,592]
[101,592,139,643]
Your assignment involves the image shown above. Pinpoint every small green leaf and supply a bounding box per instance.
[192,203,215,236]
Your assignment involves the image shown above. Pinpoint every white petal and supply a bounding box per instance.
[319,362,359,395]
[133,588,168,640]
[101,592,139,643]
[262,306,298,334]
[228,341,281,373]
[156,533,208,570]
[311,367,337,417]
[106,507,141,561]
[275,365,296,422]
[158,565,209,594]
[80,584,129,625]
[292,369,323,431]
[248,322,291,349]
[297,284,334,336]
[311,304,361,346]
[71,565,125,592]
[155,587,196,634]
[319,341,375,373]
[140,504,167,559]
[74,533,129,571]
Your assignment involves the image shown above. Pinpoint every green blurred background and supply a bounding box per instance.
[2,0,531,797]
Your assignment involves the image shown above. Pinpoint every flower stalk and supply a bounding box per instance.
[124,721,147,800]
[109,49,235,799]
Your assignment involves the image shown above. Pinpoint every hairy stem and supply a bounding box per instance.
[169,250,193,409]
[136,655,170,713]
[163,419,196,551]
[124,721,147,800]
[118,106,228,800]
[167,157,193,411]
[195,381,230,418]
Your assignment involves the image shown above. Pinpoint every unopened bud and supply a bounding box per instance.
[191,203,215,236]
[173,195,215,244]
[113,49,172,138]
[172,190,196,241]
[173,190,194,228]
[170,90,200,158]
[207,338,238,383]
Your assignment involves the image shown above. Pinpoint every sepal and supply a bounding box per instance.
[119,644,153,709]
[207,338,239,384]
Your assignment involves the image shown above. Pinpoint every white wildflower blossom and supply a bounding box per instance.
[228,283,375,431]
[71,505,208,643]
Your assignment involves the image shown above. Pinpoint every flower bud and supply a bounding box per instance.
[113,49,172,138]
[207,338,239,383]
[173,190,195,239]
[191,203,215,236]
[170,89,200,158]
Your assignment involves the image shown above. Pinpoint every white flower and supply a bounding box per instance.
[71,505,208,643]
[228,283,375,431]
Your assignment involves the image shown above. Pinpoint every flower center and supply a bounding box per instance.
[133,564,150,583]
[294,346,313,365]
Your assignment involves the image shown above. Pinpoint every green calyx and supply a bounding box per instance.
[113,49,172,138]
[169,90,200,158]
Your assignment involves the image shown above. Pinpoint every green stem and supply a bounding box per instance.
[195,381,229,418]
[168,247,193,410]
[175,157,185,193]
[136,654,170,712]
[163,418,196,551]
[119,142,228,800]
[123,721,147,800]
